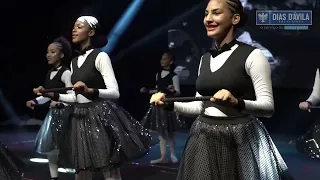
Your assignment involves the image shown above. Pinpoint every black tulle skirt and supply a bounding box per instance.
[0,142,24,180]
[58,100,152,172]
[296,121,320,159]
[35,106,73,154]
[141,105,185,134]
[177,115,293,180]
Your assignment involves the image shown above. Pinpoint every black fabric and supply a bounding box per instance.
[44,66,69,94]
[296,119,320,159]
[58,100,152,172]
[71,49,106,100]
[176,118,293,180]
[156,70,176,95]
[196,42,256,116]
[209,39,237,58]
[0,142,24,180]
[141,106,184,134]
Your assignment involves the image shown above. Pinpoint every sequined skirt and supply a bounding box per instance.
[0,142,24,180]
[35,106,73,154]
[296,122,320,159]
[177,115,293,180]
[58,100,152,172]
[141,106,184,134]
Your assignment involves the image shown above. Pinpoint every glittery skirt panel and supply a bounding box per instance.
[296,122,320,159]
[141,105,184,134]
[58,100,152,172]
[35,106,73,154]
[177,116,293,180]
[0,142,24,180]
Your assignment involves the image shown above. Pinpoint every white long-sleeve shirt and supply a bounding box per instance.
[173,44,274,118]
[58,49,120,104]
[306,68,320,105]
[36,66,72,104]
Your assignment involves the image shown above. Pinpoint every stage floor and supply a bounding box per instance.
[1,125,319,180]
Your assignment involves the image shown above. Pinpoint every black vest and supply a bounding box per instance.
[156,70,176,95]
[196,43,256,116]
[44,66,68,94]
[71,49,106,100]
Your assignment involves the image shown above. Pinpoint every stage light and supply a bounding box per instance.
[29,158,48,163]
[102,0,145,54]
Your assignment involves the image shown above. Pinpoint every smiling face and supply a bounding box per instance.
[46,43,63,65]
[203,0,240,39]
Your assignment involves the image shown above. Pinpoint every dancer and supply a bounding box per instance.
[141,52,182,164]
[0,142,24,180]
[39,16,151,180]
[297,68,320,159]
[150,0,293,179]
[26,36,73,180]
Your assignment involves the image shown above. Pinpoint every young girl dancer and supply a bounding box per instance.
[26,36,73,180]
[298,68,320,159]
[141,52,182,164]
[39,16,151,180]
[150,0,293,179]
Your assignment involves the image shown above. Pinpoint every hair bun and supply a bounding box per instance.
[52,36,72,60]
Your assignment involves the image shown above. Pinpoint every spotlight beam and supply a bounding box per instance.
[112,2,205,62]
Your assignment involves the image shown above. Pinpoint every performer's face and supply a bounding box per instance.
[160,53,173,68]
[204,0,239,38]
[72,20,95,44]
[46,43,63,65]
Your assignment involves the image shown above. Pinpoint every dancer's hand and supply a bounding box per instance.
[299,101,311,111]
[50,101,59,108]
[73,81,88,92]
[168,85,174,89]
[33,86,45,95]
[167,85,175,93]
[150,92,166,106]
[140,87,148,93]
[26,100,36,109]
[210,89,238,106]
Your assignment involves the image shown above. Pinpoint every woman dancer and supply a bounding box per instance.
[150,0,293,179]
[39,16,151,180]
[0,142,24,180]
[26,36,73,180]
[140,52,182,164]
[298,68,320,159]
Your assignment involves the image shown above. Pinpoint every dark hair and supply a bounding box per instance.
[52,36,73,63]
[206,0,247,28]
[90,23,108,48]
[164,51,175,62]
[225,0,247,28]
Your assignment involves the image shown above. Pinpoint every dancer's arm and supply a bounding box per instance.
[56,67,76,103]
[174,92,204,115]
[241,49,274,118]
[35,69,72,104]
[34,95,51,104]
[171,75,181,96]
[61,69,73,94]
[306,69,320,105]
[173,58,203,115]
[93,52,120,99]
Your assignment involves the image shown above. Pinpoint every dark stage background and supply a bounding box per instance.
[1,0,319,137]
